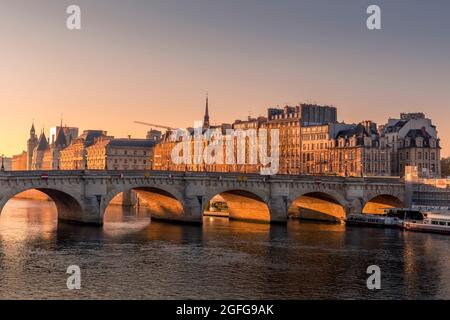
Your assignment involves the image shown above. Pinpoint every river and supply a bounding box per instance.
[0,199,449,299]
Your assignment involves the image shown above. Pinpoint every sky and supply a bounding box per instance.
[0,0,449,157]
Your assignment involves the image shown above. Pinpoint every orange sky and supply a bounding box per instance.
[1,1,449,157]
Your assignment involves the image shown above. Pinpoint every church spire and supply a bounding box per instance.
[203,93,210,129]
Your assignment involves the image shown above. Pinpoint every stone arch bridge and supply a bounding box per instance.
[0,170,405,226]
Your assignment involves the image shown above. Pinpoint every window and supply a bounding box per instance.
[417,139,422,147]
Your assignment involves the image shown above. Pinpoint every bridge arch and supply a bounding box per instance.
[204,188,271,223]
[103,185,187,224]
[287,191,347,222]
[0,187,84,224]
[362,194,404,214]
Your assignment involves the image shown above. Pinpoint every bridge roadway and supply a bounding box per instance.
[0,170,405,226]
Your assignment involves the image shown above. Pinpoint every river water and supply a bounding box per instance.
[0,199,449,299]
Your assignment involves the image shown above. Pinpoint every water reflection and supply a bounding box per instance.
[0,199,449,299]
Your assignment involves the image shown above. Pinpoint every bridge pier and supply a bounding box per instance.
[149,195,203,225]
[58,195,104,226]
[268,196,289,224]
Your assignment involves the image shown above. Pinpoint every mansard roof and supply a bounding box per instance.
[404,128,439,148]
[336,124,369,140]
[108,139,156,148]
[384,120,407,133]
[75,130,107,147]
[406,128,431,139]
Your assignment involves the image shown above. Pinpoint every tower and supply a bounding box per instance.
[27,123,38,170]
[50,120,68,169]
[32,130,49,170]
[203,94,210,129]
[54,119,68,148]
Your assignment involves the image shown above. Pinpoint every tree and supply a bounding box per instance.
[441,157,450,177]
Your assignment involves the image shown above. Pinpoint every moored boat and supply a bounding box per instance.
[403,212,450,235]
[345,214,402,228]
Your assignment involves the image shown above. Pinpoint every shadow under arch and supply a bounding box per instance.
[0,188,84,224]
[288,192,346,222]
[362,194,404,214]
[204,189,271,223]
[104,187,186,224]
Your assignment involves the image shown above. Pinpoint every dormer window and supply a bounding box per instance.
[430,139,435,148]
[416,138,423,147]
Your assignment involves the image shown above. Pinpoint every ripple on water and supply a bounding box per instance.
[0,199,449,299]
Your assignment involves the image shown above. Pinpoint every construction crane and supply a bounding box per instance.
[133,121,177,131]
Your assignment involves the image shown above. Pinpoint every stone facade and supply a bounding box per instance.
[27,124,72,170]
[382,113,441,177]
[153,105,442,178]
[330,121,391,177]
[153,136,177,171]
[397,129,440,177]
[86,136,155,170]
[11,151,27,170]
[59,130,109,170]
[300,122,352,175]
[263,106,302,174]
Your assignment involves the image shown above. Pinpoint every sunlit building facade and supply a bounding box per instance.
[262,106,302,174]
[381,113,441,177]
[86,136,155,170]
[11,151,27,171]
[59,130,109,170]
